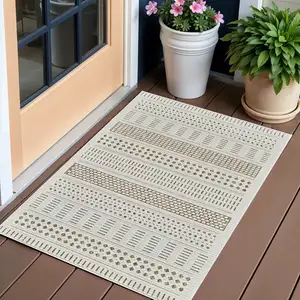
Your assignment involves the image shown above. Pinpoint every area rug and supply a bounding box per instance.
[0,92,291,300]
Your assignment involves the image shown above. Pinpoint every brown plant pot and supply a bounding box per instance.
[241,74,300,124]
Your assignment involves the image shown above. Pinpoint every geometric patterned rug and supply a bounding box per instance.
[0,92,291,300]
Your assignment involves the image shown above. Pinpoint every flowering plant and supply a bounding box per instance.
[145,0,224,32]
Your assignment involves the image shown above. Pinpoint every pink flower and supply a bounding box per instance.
[174,0,185,5]
[170,3,183,16]
[213,11,224,23]
[190,0,206,14]
[145,1,158,16]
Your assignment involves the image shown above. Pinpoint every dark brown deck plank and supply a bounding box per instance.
[51,269,112,300]
[291,279,300,300]
[149,78,176,99]
[1,73,296,300]
[241,190,300,300]
[0,255,74,300]
[138,64,165,92]
[194,118,300,300]
[176,77,226,109]
[0,240,40,297]
[103,285,148,300]
[264,112,300,134]
[206,84,244,116]
[232,105,262,124]
[0,235,6,246]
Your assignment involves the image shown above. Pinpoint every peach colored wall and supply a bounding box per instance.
[6,0,124,177]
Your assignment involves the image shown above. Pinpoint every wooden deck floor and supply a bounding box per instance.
[1,66,300,300]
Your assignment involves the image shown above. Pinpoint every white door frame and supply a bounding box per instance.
[0,0,139,207]
[0,0,14,206]
[234,0,263,82]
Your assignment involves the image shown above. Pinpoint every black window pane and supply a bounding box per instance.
[16,0,44,40]
[82,0,105,57]
[19,36,46,105]
[50,0,75,21]
[51,16,76,79]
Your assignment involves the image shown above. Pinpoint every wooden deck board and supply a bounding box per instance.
[1,67,300,300]
[0,240,40,297]
[241,190,300,300]
[264,112,300,134]
[206,84,244,116]
[232,105,262,124]
[102,285,148,300]
[0,236,6,246]
[291,279,300,300]
[176,78,226,108]
[149,77,176,99]
[194,124,300,300]
[0,255,74,300]
[51,269,112,300]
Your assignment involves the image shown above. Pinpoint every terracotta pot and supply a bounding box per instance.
[242,74,300,124]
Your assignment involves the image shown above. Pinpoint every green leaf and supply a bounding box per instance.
[251,6,267,19]
[248,38,264,45]
[273,76,283,94]
[251,56,258,67]
[279,19,286,32]
[267,30,278,37]
[288,57,296,70]
[242,67,250,76]
[279,35,287,42]
[272,2,279,16]
[294,57,300,65]
[275,40,282,47]
[294,70,300,83]
[229,52,241,65]
[282,46,290,55]
[244,27,256,34]
[228,20,240,25]
[251,65,259,74]
[289,12,300,34]
[287,46,295,57]
[229,64,238,73]
[257,51,269,68]
[266,37,274,44]
[266,22,278,32]
[220,33,233,42]
[293,43,300,54]
[272,64,282,76]
[283,52,290,61]
[275,47,282,56]
[242,44,256,54]
[282,72,291,86]
[238,54,253,68]
[270,53,280,65]
[258,20,270,30]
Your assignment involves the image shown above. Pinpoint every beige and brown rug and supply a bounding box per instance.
[0,92,291,300]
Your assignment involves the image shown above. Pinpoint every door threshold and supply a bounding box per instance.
[11,86,134,201]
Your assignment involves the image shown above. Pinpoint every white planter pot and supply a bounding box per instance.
[160,19,220,99]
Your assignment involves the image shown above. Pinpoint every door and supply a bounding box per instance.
[5,0,123,178]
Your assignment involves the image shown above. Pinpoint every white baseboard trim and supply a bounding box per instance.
[10,86,133,203]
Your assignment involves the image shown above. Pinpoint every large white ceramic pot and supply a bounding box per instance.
[160,19,220,99]
[242,74,300,124]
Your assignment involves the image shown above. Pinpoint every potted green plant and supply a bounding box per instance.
[222,3,300,123]
[145,1,224,99]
